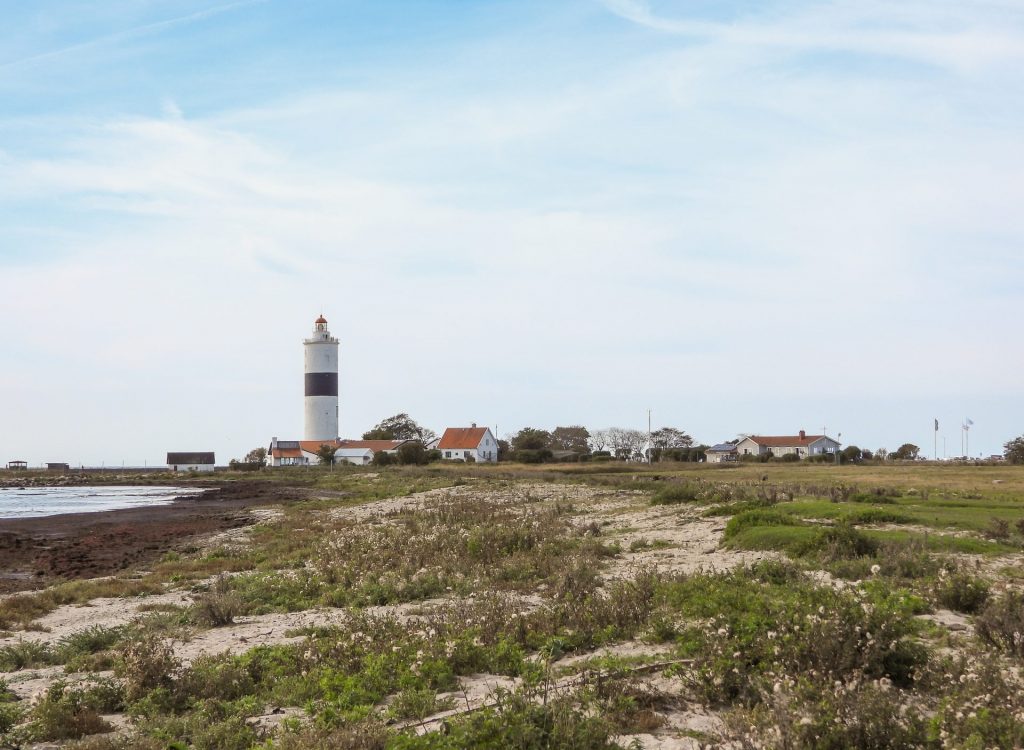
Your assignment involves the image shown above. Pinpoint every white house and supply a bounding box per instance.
[267,437,412,467]
[437,425,498,463]
[166,452,216,472]
[334,439,411,465]
[733,431,841,460]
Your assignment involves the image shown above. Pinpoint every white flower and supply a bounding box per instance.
[870,564,881,575]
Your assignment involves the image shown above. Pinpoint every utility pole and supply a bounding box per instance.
[647,409,652,464]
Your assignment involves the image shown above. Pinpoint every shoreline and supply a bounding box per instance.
[0,481,295,594]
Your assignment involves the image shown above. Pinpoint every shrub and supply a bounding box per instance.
[650,483,700,505]
[57,626,127,671]
[976,591,1024,658]
[730,677,927,749]
[192,574,246,627]
[663,565,926,706]
[0,639,56,672]
[397,442,427,466]
[925,653,1024,749]
[934,571,990,614]
[117,633,181,703]
[792,521,878,562]
[24,680,120,741]
[845,508,913,525]
[985,517,1011,541]
[0,699,23,733]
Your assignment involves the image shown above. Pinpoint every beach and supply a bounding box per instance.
[0,481,294,594]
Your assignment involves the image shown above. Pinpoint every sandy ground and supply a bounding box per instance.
[4,479,1013,748]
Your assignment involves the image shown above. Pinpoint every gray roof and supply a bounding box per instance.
[166,452,215,465]
[708,443,738,452]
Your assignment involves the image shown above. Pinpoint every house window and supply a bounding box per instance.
[445,451,451,458]
[464,451,470,459]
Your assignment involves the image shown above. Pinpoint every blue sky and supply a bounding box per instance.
[1,0,1022,465]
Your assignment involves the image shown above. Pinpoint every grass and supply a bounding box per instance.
[3,463,1024,748]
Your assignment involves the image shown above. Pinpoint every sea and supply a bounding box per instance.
[0,486,207,520]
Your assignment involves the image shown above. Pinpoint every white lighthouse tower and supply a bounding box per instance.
[303,315,339,441]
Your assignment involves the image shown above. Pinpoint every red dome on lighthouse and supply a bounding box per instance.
[315,315,328,325]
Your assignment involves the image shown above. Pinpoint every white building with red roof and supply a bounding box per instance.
[267,437,413,467]
[437,424,498,463]
[734,430,841,460]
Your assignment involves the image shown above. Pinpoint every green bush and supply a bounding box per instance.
[723,509,802,539]
[792,521,879,561]
[24,680,121,741]
[192,574,246,627]
[0,639,56,672]
[845,508,913,525]
[934,571,990,614]
[650,483,700,505]
[976,591,1024,657]
[664,565,926,705]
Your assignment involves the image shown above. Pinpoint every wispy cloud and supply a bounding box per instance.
[600,0,1024,71]
[0,0,268,72]
[1,0,1022,464]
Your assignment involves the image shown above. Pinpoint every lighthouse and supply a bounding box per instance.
[303,315,339,441]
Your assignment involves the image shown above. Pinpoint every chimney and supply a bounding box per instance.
[799,430,805,440]
[471,422,477,428]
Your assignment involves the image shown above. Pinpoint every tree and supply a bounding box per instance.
[550,426,591,453]
[243,447,267,466]
[397,442,427,466]
[510,428,552,451]
[315,444,337,466]
[875,447,889,461]
[588,429,611,453]
[1004,436,1024,464]
[362,413,436,443]
[608,427,646,460]
[651,427,693,451]
[892,443,920,461]
[841,445,863,464]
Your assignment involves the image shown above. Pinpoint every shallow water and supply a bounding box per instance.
[0,485,206,519]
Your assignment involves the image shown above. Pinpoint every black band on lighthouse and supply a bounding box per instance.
[304,372,338,397]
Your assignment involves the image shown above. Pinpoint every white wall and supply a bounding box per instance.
[441,429,498,462]
[169,463,215,472]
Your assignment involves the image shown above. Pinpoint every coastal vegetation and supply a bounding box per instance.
[0,462,1023,747]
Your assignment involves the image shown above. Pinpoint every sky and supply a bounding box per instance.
[1,0,1022,466]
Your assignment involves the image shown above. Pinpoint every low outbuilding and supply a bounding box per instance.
[706,444,739,463]
[166,452,216,472]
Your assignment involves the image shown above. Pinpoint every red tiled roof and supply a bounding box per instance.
[745,435,828,447]
[298,440,343,453]
[438,427,489,450]
[272,448,304,458]
[337,439,409,452]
